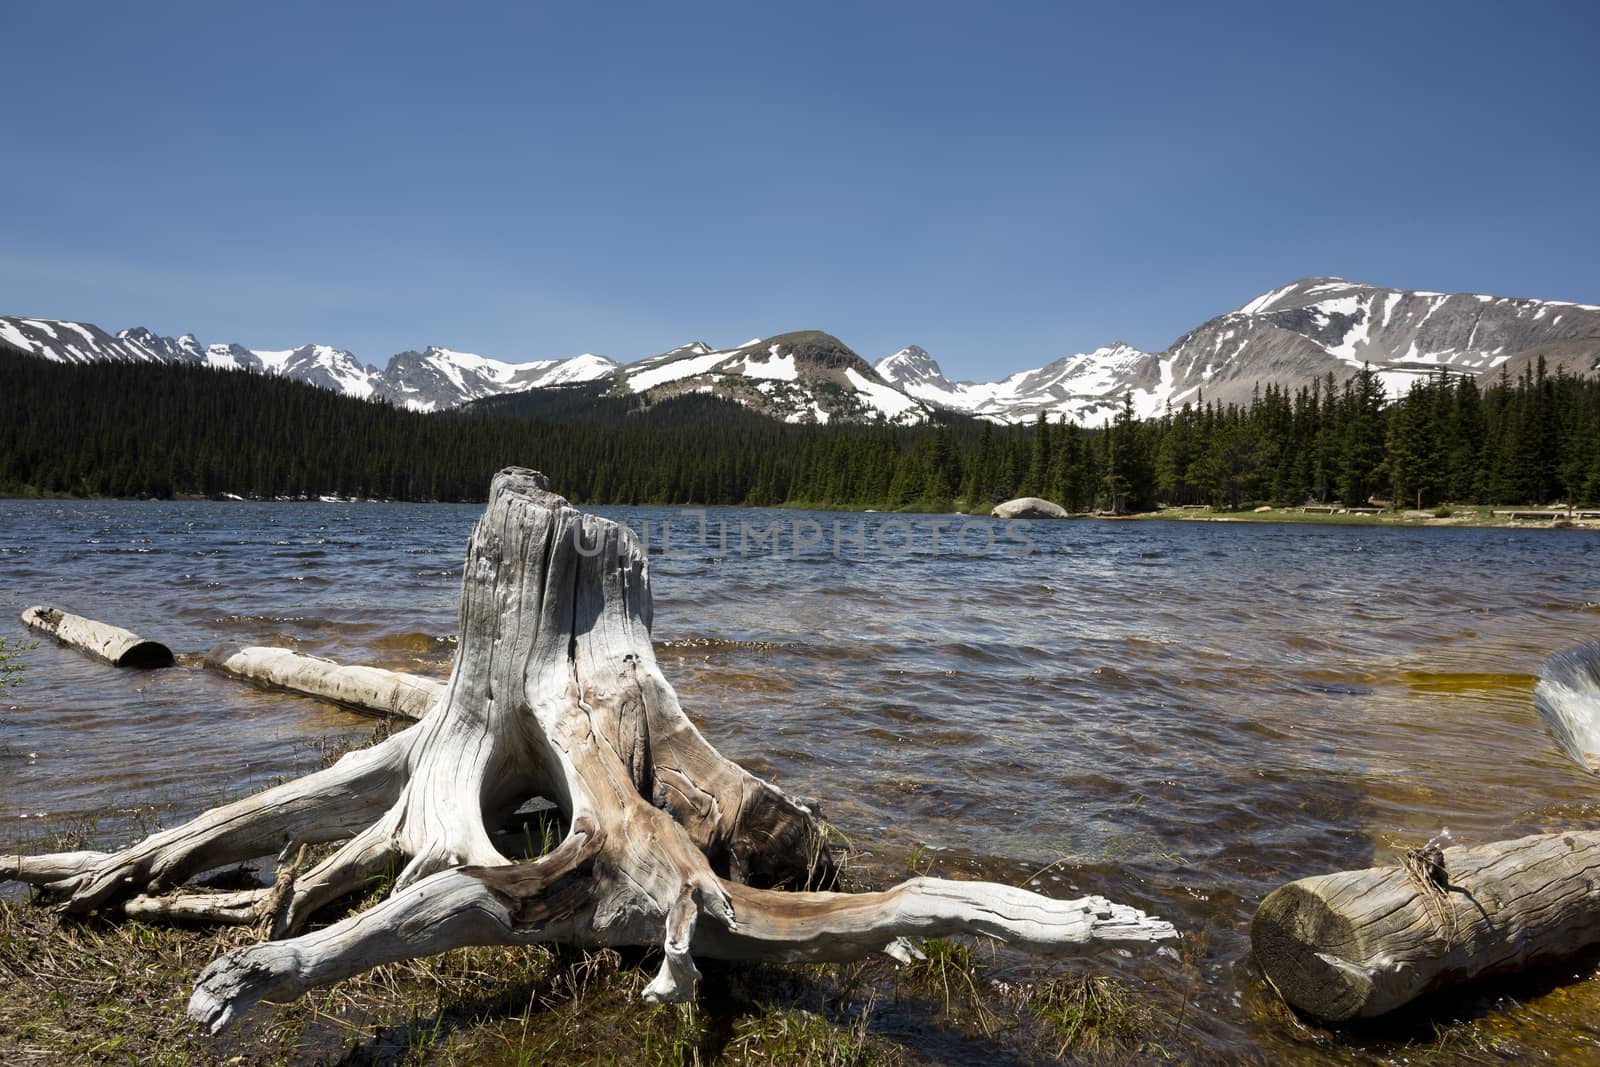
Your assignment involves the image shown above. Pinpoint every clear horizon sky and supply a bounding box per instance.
[5,1,1597,379]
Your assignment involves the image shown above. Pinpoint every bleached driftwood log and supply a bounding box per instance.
[1252,831,1600,1021]
[2,468,1175,1035]
[1534,639,1600,773]
[205,644,440,721]
[20,605,173,668]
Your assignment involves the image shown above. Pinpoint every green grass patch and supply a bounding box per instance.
[1021,974,1162,1059]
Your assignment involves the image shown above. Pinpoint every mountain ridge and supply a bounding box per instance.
[5,277,1597,425]
[874,277,1600,420]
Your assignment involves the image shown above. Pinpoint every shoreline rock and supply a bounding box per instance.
[991,497,1067,520]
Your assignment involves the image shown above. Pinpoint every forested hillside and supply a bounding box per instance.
[1141,361,1600,511]
[3,348,1599,510]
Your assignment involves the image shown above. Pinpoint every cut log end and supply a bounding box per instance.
[1251,883,1370,1022]
[1252,831,1600,1022]
[20,605,174,669]
[117,640,176,669]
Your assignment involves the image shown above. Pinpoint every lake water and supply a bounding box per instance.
[4,499,1600,1063]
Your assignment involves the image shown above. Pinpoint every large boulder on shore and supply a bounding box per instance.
[991,497,1068,519]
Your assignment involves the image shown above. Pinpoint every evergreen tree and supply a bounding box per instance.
[964,421,995,506]
[1386,378,1443,509]
[1338,366,1387,505]
[1026,412,1050,496]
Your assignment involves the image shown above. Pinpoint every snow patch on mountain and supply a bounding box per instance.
[845,367,922,420]
[627,348,731,392]
[0,320,32,352]
[538,353,617,387]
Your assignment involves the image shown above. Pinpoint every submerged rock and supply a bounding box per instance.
[991,497,1067,519]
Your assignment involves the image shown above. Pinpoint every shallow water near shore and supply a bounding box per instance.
[4,499,1600,1063]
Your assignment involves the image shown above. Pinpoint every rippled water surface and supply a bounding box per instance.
[4,500,1600,1062]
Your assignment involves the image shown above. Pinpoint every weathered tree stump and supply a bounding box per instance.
[20,606,173,668]
[3,468,1174,1035]
[1252,831,1600,1021]
[204,644,440,721]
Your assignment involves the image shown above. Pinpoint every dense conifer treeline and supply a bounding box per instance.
[3,349,1599,510]
[1142,360,1600,511]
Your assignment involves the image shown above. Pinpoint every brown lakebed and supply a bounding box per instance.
[3,499,1600,1063]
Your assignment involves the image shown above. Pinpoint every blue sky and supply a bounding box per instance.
[4,1,1597,379]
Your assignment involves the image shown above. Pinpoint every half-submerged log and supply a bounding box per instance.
[2,468,1175,1036]
[205,644,440,721]
[20,605,174,668]
[1534,639,1600,773]
[1252,831,1600,1021]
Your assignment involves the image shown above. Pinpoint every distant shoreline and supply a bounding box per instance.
[2,491,1598,531]
[1127,505,1600,531]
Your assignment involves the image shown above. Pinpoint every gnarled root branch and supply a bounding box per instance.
[190,830,601,1034]
[189,829,1173,1033]
[4,729,415,913]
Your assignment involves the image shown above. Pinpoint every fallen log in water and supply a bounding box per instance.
[1252,830,1600,1021]
[20,606,174,668]
[204,644,441,721]
[1534,639,1600,773]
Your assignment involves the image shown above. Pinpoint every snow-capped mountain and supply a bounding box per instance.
[877,342,1167,423]
[122,327,207,364]
[875,278,1600,422]
[5,278,1597,425]
[0,316,614,412]
[229,344,379,399]
[616,333,927,424]
[1154,278,1600,409]
[0,317,192,365]
[873,345,949,398]
[374,347,616,411]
